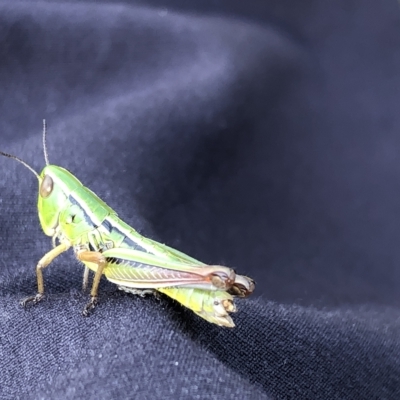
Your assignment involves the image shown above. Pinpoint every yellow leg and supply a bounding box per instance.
[76,251,107,316]
[20,242,71,307]
[82,266,90,291]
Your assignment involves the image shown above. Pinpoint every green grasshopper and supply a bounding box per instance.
[0,121,255,327]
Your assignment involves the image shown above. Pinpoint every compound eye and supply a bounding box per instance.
[40,174,54,198]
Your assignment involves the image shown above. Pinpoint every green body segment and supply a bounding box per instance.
[157,287,237,327]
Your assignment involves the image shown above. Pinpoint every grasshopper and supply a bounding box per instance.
[0,121,255,327]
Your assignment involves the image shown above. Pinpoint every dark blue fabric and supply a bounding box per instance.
[0,1,399,398]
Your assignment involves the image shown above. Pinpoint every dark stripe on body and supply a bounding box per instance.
[69,195,97,227]
[101,219,148,252]
[68,194,148,253]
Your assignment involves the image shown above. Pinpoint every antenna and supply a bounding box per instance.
[42,119,49,166]
[0,151,40,180]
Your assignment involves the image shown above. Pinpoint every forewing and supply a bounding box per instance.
[138,236,201,264]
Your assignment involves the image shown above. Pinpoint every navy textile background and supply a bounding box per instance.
[0,1,399,398]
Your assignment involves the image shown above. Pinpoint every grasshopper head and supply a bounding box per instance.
[0,121,88,238]
[38,165,81,236]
